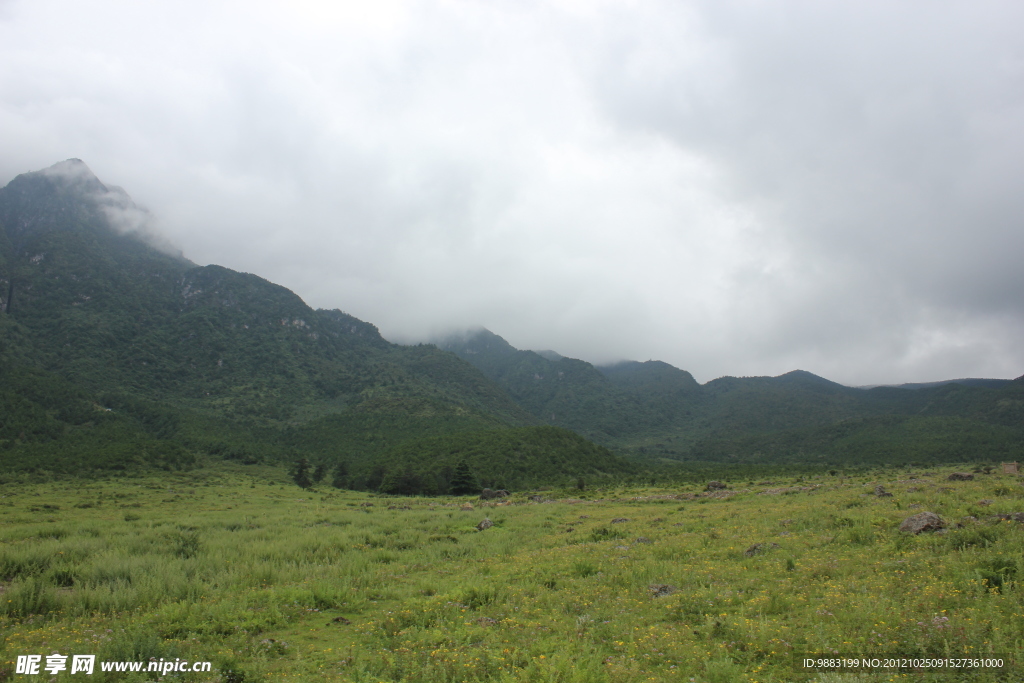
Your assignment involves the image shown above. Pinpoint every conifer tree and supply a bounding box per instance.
[291,457,312,489]
[448,460,478,496]
[312,462,326,483]
[332,460,350,489]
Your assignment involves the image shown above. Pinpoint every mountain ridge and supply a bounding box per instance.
[0,161,576,486]
[3,159,1022,480]
[434,326,1024,465]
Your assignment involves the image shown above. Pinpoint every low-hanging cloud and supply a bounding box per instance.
[40,159,184,258]
[1,0,1021,385]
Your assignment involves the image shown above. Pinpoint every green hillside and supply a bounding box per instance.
[437,329,1024,468]
[2,159,1020,484]
[435,330,686,441]
[362,425,635,494]
[0,162,530,425]
[0,161,559,480]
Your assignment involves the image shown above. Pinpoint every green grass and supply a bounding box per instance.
[1,462,1022,682]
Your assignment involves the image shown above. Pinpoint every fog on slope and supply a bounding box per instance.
[1,1,1023,385]
[38,159,186,259]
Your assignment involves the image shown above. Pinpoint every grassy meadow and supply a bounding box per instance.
[1,462,1022,682]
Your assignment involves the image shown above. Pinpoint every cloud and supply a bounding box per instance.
[1,0,1021,384]
[39,159,184,257]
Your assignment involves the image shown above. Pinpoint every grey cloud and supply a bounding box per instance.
[586,1,1024,381]
[0,0,1021,385]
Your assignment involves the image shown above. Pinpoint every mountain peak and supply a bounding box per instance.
[0,159,187,259]
[39,158,108,194]
[434,327,518,357]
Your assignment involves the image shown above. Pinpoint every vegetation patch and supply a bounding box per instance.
[0,462,1020,681]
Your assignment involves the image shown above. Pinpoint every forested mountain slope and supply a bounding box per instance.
[437,329,1024,466]
[2,159,1020,479]
[0,161,559,480]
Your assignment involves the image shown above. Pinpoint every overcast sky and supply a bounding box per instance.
[2,0,1022,385]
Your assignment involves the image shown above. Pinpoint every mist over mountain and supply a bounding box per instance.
[0,161,579,487]
[2,160,1023,482]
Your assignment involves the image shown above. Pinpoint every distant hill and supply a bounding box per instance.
[862,378,1014,390]
[436,328,1024,467]
[434,328,665,441]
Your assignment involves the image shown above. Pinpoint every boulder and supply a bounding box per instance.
[610,517,630,524]
[476,518,494,531]
[947,472,974,481]
[874,485,893,497]
[899,511,945,534]
[649,584,677,598]
[480,488,510,500]
[706,481,727,491]
[743,542,780,557]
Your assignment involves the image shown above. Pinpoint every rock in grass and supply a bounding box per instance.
[991,512,1024,523]
[476,518,494,531]
[480,488,509,500]
[649,584,677,598]
[899,511,945,534]
[611,518,630,524]
[874,485,893,497]
[743,542,780,557]
[947,472,974,481]
[329,616,351,625]
[706,481,727,491]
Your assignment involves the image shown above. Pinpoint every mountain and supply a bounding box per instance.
[3,159,1020,480]
[435,328,868,445]
[435,328,1024,467]
[435,329,678,441]
[1,160,630,488]
[872,378,1014,391]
